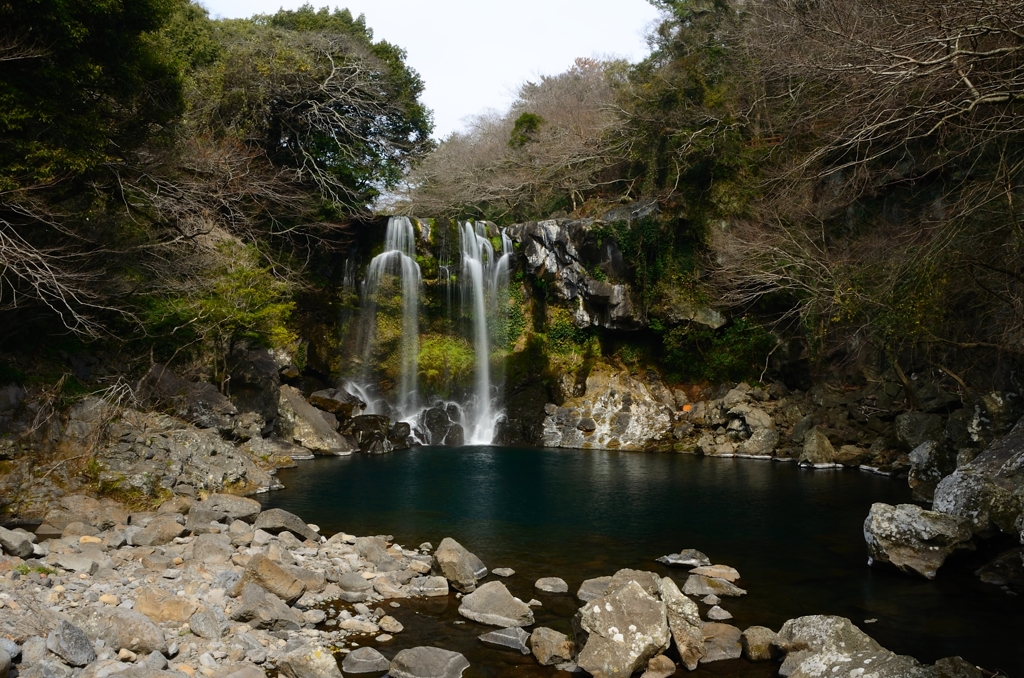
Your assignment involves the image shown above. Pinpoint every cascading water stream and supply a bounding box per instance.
[459,222,512,444]
[353,216,422,419]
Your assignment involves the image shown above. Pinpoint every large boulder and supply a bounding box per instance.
[682,575,746,598]
[864,503,973,579]
[134,587,198,623]
[132,516,185,547]
[658,577,705,670]
[908,441,956,501]
[278,643,343,678]
[790,650,934,678]
[933,417,1024,538]
[895,412,945,450]
[0,526,33,558]
[73,607,168,655]
[432,537,487,592]
[575,580,670,678]
[342,647,391,674]
[46,621,96,667]
[773,616,882,658]
[457,581,534,627]
[700,623,742,663]
[800,427,835,466]
[309,388,365,418]
[253,508,320,543]
[188,606,229,640]
[336,572,374,602]
[478,627,530,654]
[351,415,393,455]
[200,494,262,523]
[389,647,470,678]
[577,576,613,602]
[228,583,303,631]
[277,385,355,455]
[138,364,237,432]
[232,553,306,605]
[606,569,661,597]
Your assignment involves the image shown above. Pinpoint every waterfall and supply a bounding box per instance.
[355,216,422,419]
[459,222,513,444]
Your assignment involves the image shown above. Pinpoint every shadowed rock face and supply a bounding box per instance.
[864,502,974,579]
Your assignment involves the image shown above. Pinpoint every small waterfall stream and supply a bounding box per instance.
[347,217,512,445]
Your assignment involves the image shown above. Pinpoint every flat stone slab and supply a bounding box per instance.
[707,606,733,621]
[683,574,747,598]
[491,568,515,577]
[458,581,534,627]
[700,623,742,663]
[342,647,390,673]
[534,577,568,593]
[576,576,612,602]
[390,647,470,678]
[478,627,530,654]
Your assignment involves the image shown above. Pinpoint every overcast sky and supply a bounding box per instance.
[198,0,663,139]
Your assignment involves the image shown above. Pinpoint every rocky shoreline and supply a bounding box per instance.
[0,494,991,678]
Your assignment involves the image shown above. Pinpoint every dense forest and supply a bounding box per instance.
[2,0,1023,392]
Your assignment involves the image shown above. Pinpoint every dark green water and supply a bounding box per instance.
[259,446,1023,676]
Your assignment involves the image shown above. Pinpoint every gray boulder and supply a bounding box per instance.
[336,572,374,602]
[741,626,777,661]
[896,412,945,450]
[658,577,704,670]
[342,647,390,674]
[606,569,661,597]
[529,628,575,666]
[790,650,934,678]
[577,576,613,602]
[189,606,229,640]
[278,643,343,678]
[457,581,534,627]
[535,577,568,593]
[908,441,956,501]
[933,417,1024,538]
[800,427,835,466]
[228,583,303,631]
[200,494,262,523]
[773,616,882,657]
[131,517,185,547]
[478,627,530,654]
[0,526,33,558]
[192,533,234,565]
[233,553,306,604]
[277,385,355,455]
[700,623,742,663]
[389,647,470,678]
[253,508,320,543]
[46,620,96,667]
[73,607,168,654]
[432,537,487,593]
[410,576,449,597]
[576,580,670,678]
[864,503,973,579]
[0,648,9,678]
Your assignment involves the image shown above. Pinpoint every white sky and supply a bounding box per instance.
[198,0,663,139]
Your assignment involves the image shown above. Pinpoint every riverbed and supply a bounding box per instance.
[259,446,1023,675]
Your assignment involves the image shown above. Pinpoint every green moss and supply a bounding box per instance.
[418,334,474,395]
[662,317,776,383]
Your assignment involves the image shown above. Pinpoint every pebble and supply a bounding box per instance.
[376,634,393,642]
[492,568,516,577]
[702,594,721,605]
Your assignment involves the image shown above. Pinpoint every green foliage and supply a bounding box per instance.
[491,283,527,351]
[545,307,592,354]
[662,317,776,383]
[418,334,474,395]
[509,112,544,148]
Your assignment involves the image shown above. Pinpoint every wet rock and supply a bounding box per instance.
[790,650,934,678]
[656,550,710,569]
[700,623,742,663]
[535,577,568,593]
[530,628,575,666]
[577,576,613,602]
[336,572,374,602]
[253,508,320,543]
[432,537,487,593]
[233,553,306,604]
[576,580,670,678]
[640,655,676,678]
[199,494,262,523]
[73,607,168,654]
[478,627,530,654]
[864,503,973,579]
[800,428,835,466]
[389,647,470,678]
[658,577,704,670]
[606,569,661,597]
[739,429,779,457]
[189,606,229,640]
[458,581,534,627]
[933,656,985,678]
[682,575,746,598]
[46,620,96,667]
[492,568,515,577]
[444,423,465,447]
[277,385,355,455]
[896,412,945,451]
[135,587,198,623]
[351,415,393,455]
[228,583,303,631]
[278,643,343,678]
[741,626,777,661]
[410,576,448,598]
[0,526,33,558]
[309,388,365,418]
[342,647,391,674]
